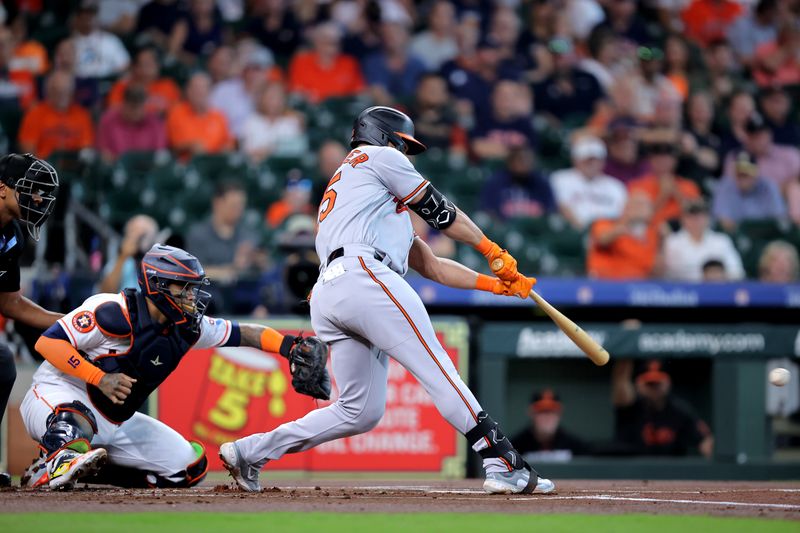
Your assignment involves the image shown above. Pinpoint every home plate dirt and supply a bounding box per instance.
[1,480,798,519]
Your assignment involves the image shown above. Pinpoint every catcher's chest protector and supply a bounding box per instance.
[87,289,200,423]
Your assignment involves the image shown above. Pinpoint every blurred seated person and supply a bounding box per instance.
[50,38,100,109]
[479,145,555,220]
[551,136,627,231]
[471,80,536,161]
[311,140,348,204]
[628,142,701,228]
[97,85,167,162]
[511,389,590,463]
[603,119,649,184]
[363,21,428,105]
[71,0,130,78]
[266,176,314,229]
[712,151,787,233]
[288,22,365,104]
[8,14,49,76]
[0,26,36,111]
[587,192,662,279]
[107,46,181,116]
[137,0,184,49]
[612,359,714,457]
[98,215,159,292]
[410,74,467,153]
[18,71,94,158]
[166,71,233,160]
[408,0,458,71]
[663,199,744,281]
[722,112,800,198]
[759,86,800,147]
[533,38,604,126]
[240,82,307,164]
[167,0,223,65]
[702,259,730,282]
[751,21,800,88]
[210,41,278,139]
[681,0,743,47]
[683,91,722,178]
[758,240,799,283]
[186,180,259,287]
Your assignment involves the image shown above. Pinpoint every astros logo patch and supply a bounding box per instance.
[72,311,95,333]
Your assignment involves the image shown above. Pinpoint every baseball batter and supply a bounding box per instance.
[221,107,554,495]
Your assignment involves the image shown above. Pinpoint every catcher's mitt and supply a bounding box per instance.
[280,335,331,400]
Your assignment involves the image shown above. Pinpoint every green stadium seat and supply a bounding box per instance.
[733,220,796,277]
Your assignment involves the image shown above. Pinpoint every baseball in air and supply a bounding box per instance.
[769,367,790,387]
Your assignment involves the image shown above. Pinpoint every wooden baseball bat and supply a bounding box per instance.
[528,290,610,366]
[490,257,609,365]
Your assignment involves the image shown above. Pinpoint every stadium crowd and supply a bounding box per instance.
[0,0,798,315]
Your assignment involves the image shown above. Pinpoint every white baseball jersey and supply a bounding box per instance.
[315,145,430,276]
[32,292,236,389]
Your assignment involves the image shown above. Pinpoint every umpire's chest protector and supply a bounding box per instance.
[87,289,200,423]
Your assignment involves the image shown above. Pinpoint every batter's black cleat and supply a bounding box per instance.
[0,472,10,487]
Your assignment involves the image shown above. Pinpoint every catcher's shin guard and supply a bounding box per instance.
[87,441,209,488]
[466,411,538,475]
[41,401,98,457]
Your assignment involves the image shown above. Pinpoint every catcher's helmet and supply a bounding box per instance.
[0,153,59,241]
[350,106,427,155]
[137,244,211,331]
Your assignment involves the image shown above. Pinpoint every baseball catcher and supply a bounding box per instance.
[20,244,329,489]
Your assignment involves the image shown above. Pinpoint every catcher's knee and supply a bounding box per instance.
[93,441,208,488]
[157,440,208,488]
[41,401,98,457]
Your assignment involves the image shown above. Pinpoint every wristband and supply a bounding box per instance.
[475,273,497,292]
[260,328,285,354]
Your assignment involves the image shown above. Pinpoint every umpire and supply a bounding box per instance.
[0,153,62,486]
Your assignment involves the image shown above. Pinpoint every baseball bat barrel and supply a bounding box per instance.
[528,290,610,366]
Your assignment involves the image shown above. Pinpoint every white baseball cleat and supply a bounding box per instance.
[484,469,556,495]
[47,448,107,490]
[219,442,262,492]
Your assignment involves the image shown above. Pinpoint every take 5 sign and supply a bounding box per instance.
[156,319,468,475]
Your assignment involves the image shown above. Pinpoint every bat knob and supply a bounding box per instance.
[491,258,504,272]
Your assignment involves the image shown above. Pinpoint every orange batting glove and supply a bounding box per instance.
[476,273,537,299]
[474,236,519,282]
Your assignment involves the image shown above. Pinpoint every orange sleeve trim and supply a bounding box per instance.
[35,336,105,386]
[475,274,496,292]
[400,180,429,204]
[260,327,285,354]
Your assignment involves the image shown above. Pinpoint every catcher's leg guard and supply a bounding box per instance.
[88,441,209,488]
[41,401,98,457]
[466,411,537,475]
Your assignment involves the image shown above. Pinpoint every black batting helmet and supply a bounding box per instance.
[0,153,59,241]
[137,244,211,331]
[350,106,427,155]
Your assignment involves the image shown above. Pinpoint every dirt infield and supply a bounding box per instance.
[1,480,799,519]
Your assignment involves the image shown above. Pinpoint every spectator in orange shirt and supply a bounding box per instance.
[265,176,314,228]
[681,0,743,47]
[288,22,365,103]
[18,71,94,158]
[8,14,49,76]
[0,27,36,111]
[587,192,662,280]
[628,142,701,227]
[166,71,233,160]
[751,21,800,88]
[107,46,182,116]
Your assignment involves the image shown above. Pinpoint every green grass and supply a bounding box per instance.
[0,513,795,532]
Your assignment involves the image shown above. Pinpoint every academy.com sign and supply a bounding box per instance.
[638,331,766,355]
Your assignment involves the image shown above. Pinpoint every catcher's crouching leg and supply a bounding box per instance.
[88,441,209,488]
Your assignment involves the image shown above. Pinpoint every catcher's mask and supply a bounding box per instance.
[350,106,426,155]
[0,153,59,241]
[137,244,211,331]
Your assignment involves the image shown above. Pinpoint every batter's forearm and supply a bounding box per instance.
[430,258,483,290]
[441,208,484,247]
